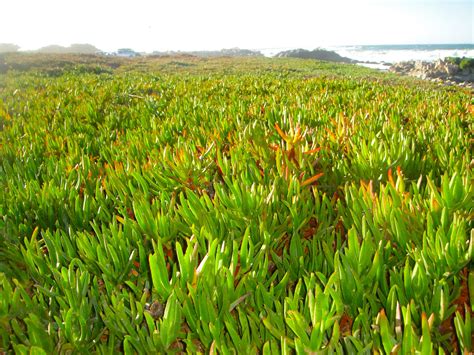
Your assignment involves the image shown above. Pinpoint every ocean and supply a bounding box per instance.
[261,44,474,69]
[333,44,474,64]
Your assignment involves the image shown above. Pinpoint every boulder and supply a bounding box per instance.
[445,63,459,75]
[388,61,414,74]
[389,58,473,84]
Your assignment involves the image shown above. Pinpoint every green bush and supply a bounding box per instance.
[459,57,474,71]
[445,56,474,71]
[445,56,461,65]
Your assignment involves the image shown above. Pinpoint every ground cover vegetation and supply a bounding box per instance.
[0,54,472,353]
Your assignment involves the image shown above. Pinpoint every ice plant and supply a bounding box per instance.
[0,53,472,353]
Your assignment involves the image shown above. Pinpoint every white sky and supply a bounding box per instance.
[1,0,472,52]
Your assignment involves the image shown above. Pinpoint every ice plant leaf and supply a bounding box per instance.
[301,173,324,187]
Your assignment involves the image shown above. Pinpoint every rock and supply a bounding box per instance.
[391,61,414,74]
[274,48,358,63]
[445,63,459,75]
[389,58,473,86]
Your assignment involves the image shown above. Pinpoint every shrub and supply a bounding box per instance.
[445,57,461,65]
[459,57,474,71]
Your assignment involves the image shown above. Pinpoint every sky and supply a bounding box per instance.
[0,0,472,52]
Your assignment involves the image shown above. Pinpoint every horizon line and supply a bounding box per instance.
[3,42,474,53]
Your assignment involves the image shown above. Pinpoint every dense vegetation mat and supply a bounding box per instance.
[0,55,473,353]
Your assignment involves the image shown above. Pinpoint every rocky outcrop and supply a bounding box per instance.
[274,48,358,64]
[389,59,474,88]
[151,48,263,58]
[219,48,263,57]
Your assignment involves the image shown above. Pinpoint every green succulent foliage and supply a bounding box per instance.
[0,54,472,353]
[446,56,474,71]
[459,58,474,71]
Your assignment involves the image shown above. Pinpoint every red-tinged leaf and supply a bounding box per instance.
[275,123,289,141]
[368,180,374,198]
[269,144,280,151]
[114,161,123,171]
[331,191,342,204]
[302,227,316,239]
[396,166,403,177]
[325,128,337,140]
[287,148,297,164]
[233,256,241,278]
[303,147,321,155]
[302,217,319,239]
[214,159,224,176]
[301,172,324,187]
[255,160,265,177]
[164,246,174,260]
[100,329,109,342]
[339,313,353,335]
[127,208,135,220]
[293,126,302,143]
[388,168,395,186]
